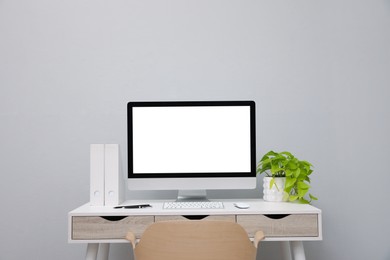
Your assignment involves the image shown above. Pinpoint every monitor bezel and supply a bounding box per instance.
[127,100,256,179]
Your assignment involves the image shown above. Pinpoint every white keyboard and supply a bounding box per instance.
[163,201,224,210]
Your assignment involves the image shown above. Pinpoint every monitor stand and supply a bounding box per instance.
[176,190,208,202]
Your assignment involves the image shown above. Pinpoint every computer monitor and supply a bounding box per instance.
[127,100,256,200]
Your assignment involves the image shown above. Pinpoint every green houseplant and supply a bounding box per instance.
[257,151,317,204]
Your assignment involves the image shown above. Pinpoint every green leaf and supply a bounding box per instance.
[285,177,296,188]
[283,192,289,201]
[297,174,307,181]
[285,169,293,177]
[280,151,293,158]
[273,167,284,173]
[299,167,307,175]
[289,195,298,202]
[287,161,298,170]
[298,188,308,198]
[284,186,292,194]
[301,160,312,167]
[266,151,278,156]
[297,181,310,190]
[270,163,278,173]
[293,168,301,178]
[269,178,275,189]
[298,198,310,204]
[309,194,318,201]
[260,158,271,165]
[259,154,270,162]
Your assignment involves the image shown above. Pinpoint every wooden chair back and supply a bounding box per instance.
[126,220,263,260]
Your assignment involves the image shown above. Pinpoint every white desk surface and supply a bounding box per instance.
[69,199,321,216]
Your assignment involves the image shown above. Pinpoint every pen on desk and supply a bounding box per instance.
[114,204,152,209]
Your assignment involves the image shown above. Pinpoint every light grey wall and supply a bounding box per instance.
[1,1,389,259]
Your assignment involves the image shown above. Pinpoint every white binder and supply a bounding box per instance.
[90,144,105,206]
[104,144,125,206]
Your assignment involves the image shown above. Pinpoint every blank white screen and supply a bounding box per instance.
[132,106,251,173]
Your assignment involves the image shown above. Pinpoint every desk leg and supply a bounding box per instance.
[86,243,99,260]
[290,241,306,260]
[97,243,110,260]
[281,241,292,260]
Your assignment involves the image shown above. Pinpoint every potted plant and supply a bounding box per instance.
[257,151,317,204]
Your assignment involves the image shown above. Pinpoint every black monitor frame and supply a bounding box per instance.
[127,100,256,179]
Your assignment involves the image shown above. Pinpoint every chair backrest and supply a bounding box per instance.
[129,220,259,260]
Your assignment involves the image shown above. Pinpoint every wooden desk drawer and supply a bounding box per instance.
[72,216,154,240]
[237,214,318,237]
[155,215,235,222]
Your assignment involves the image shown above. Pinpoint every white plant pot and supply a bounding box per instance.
[263,177,286,202]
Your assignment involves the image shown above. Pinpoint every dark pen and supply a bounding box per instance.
[114,204,152,209]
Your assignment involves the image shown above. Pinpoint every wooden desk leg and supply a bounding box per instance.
[290,241,306,260]
[280,241,292,260]
[86,243,99,260]
[97,243,110,260]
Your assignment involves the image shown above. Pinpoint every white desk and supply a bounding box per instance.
[68,199,322,260]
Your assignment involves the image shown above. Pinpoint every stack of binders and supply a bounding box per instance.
[90,144,125,206]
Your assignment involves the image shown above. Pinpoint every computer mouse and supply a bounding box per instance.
[234,202,250,209]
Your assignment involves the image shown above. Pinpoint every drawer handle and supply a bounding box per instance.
[264,214,290,220]
[182,215,209,220]
[101,216,127,221]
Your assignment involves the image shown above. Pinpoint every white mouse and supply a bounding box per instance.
[234,202,250,209]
